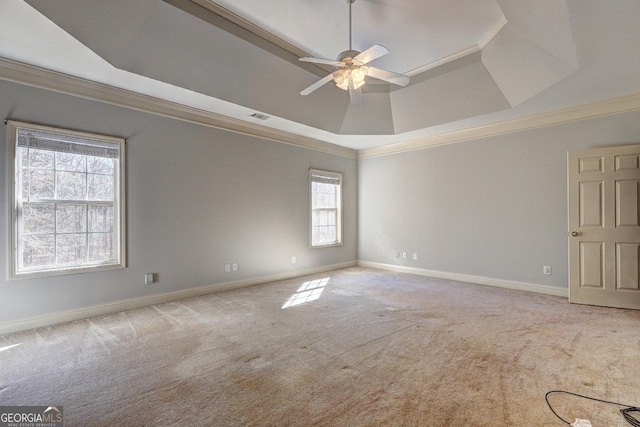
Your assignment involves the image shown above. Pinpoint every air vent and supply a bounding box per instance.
[250,113,270,120]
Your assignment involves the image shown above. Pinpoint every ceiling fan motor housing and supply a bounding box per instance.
[337,50,361,62]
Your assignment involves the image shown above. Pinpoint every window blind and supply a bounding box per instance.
[17,128,120,159]
[310,169,342,185]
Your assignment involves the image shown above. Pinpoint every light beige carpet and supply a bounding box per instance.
[1,267,639,426]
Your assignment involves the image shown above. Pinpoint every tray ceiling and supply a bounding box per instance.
[1,0,639,151]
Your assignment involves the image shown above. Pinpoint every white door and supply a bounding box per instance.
[568,144,640,309]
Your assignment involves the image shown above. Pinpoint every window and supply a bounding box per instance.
[7,121,126,279]
[310,168,342,247]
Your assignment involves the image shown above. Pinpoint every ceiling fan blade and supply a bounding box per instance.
[300,73,335,96]
[299,57,343,67]
[367,67,410,87]
[349,85,363,105]
[354,44,389,65]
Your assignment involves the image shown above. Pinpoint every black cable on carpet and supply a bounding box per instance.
[545,390,640,426]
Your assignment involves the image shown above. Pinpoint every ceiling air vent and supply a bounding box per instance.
[250,113,270,120]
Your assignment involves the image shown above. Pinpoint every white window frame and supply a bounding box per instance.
[7,120,127,280]
[309,168,343,248]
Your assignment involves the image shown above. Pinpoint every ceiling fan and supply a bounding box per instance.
[299,0,410,105]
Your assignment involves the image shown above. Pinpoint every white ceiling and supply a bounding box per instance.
[1,0,639,151]
[209,0,505,75]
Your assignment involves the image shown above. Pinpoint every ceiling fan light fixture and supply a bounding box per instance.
[333,65,368,91]
[298,0,409,103]
[351,66,368,88]
[333,68,349,90]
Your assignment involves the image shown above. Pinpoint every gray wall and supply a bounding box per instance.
[0,80,357,323]
[3,75,639,325]
[358,110,640,288]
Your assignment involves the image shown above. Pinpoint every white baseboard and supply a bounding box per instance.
[0,261,356,336]
[357,260,568,298]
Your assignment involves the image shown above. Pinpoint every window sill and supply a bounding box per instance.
[9,262,126,281]
[311,242,343,249]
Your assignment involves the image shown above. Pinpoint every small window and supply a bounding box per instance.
[7,121,126,279]
[310,168,342,247]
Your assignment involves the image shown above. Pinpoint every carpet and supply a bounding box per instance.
[1,267,639,426]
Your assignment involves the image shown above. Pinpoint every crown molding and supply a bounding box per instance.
[405,16,507,77]
[0,57,356,159]
[4,56,639,162]
[190,0,309,59]
[478,16,508,49]
[405,45,480,77]
[180,0,336,77]
[358,92,640,159]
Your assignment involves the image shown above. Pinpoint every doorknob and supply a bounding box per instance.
[571,231,579,237]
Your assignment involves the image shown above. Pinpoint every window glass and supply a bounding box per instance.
[310,169,342,247]
[8,121,126,279]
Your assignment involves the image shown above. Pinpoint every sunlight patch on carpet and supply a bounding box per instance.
[282,277,330,309]
[0,343,22,353]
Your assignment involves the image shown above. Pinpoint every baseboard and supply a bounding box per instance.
[357,260,568,298]
[0,261,356,336]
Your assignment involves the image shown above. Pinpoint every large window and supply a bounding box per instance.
[310,168,342,247]
[7,121,126,279]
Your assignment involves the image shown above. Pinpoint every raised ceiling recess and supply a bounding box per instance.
[25,0,578,136]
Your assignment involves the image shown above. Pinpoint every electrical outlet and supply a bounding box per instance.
[543,265,552,275]
[412,253,418,261]
[292,256,296,264]
[402,252,407,259]
[232,263,238,272]
[225,264,231,273]
[144,273,155,285]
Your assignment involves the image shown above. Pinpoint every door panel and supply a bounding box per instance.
[579,242,604,288]
[615,180,639,227]
[579,181,604,227]
[579,156,604,173]
[615,243,639,291]
[615,154,639,171]
[568,144,640,309]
